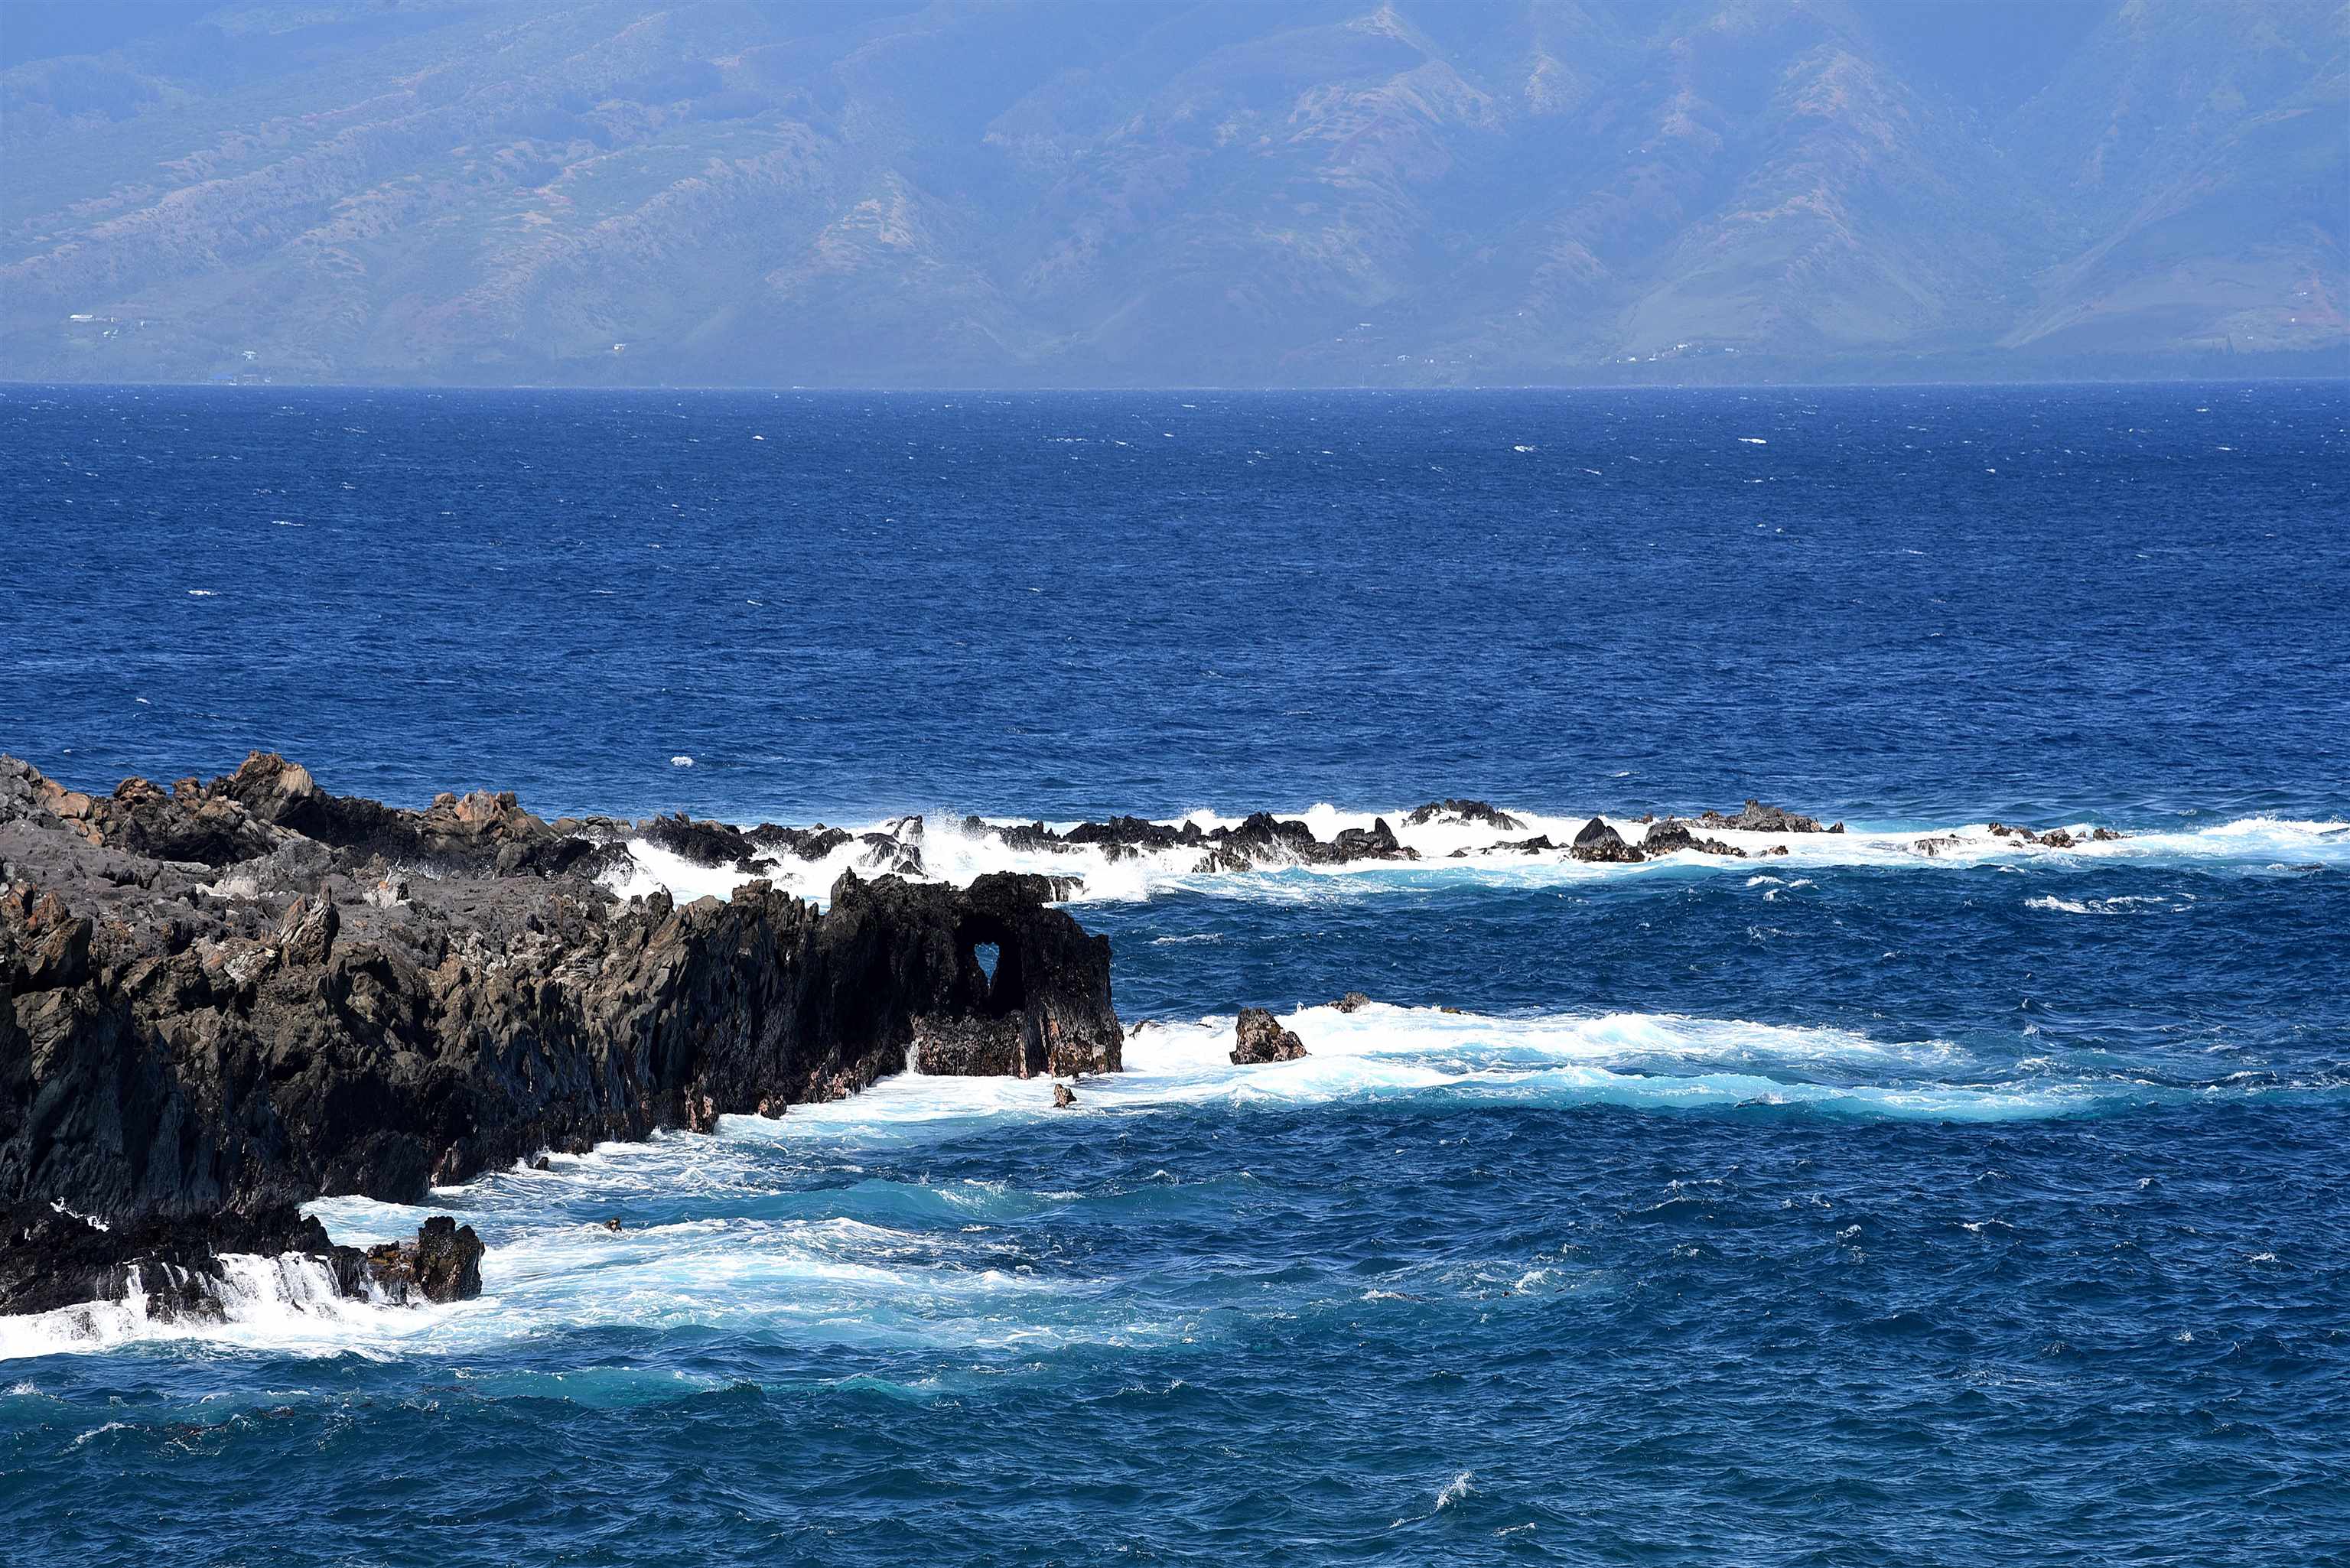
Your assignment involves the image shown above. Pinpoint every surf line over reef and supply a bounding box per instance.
[0,753,1121,1327]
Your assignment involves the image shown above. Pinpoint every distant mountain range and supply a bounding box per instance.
[3,0,2343,385]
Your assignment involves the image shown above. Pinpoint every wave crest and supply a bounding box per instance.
[598,808,2349,908]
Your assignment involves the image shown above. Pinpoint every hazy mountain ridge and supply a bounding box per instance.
[2,0,2342,385]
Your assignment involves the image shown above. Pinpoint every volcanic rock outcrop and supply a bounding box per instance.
[1638,819,1746,858]
[1696,800,1845,834]
[1230,1007,1308,1065]
[1402,800,1525,831]
[1,753,1119,1319]
[963,809,1421,871]
[1570,817,1645,864]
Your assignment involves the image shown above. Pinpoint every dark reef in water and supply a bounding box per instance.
[0,753,1119,1319]
[962,798,1850,869]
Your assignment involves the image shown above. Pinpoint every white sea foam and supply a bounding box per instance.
[21,986,2315,1363]
[725,1000,2126,1143]
[0,1253,435,1361]
[601,839,768,906]
[2026,893,2183,916]
[595,804,2350,909]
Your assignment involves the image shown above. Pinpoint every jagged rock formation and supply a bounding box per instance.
[1403,801,1526,831]
[964,799,1859,870]
[0,1205,481,1319]
[1695,801,1847,834]
[1,753,1118,1319]
[1989,821,2125,849]
[1915,822,2126,857]
[1639,820,1747,858]
[971,809,1421,872]
[360,1216,487,1305]
[1570,817,1645,864]
[1231,1008,1308,1065]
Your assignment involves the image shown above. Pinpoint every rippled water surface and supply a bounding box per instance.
[2,382,2346,1566]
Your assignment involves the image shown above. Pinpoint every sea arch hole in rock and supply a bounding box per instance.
[959,919,1027,1017]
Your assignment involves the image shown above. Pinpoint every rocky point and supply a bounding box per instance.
[1,753,1120,1321]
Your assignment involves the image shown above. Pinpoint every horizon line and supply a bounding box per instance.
[5,373,2347,396]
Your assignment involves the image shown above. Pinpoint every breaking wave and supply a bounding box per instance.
[0,1254,431,1361]
[28,991,2329,1362]
[598,807,2350,909]
[755,1001,2339,1142]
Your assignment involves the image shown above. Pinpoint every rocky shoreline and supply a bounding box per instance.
[2,753,1119,1322]
[957,796,1844,870]
[2,756,2065,1331]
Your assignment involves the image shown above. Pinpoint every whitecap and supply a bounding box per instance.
[591,804,2350,910]
[2026,895,2092,915]
[0,1253,442,1361]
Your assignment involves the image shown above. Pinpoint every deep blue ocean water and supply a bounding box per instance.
[2,382,2346,1566]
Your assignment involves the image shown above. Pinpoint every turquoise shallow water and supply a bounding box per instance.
[2,382,2345,1565]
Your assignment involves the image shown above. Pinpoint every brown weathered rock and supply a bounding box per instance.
[1696,800,1831,833]
[1230,1007,1307,1064]
[361,1216,484,1303]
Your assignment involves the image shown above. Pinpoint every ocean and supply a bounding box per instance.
[2,381,2345,1565]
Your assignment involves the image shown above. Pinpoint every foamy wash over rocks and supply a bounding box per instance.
[2,382,2346,1566]
[1,747,1868,1321]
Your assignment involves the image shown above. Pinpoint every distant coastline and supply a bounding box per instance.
[5,349,2346,394]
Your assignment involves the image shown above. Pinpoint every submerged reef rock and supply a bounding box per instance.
[1230,1007,1308,1065]
[1,753,1118,1319]
[1912,823,2125,858]
[938,799,1873,871]
[1988,821,2112,849]
[1489,834,1557,854]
